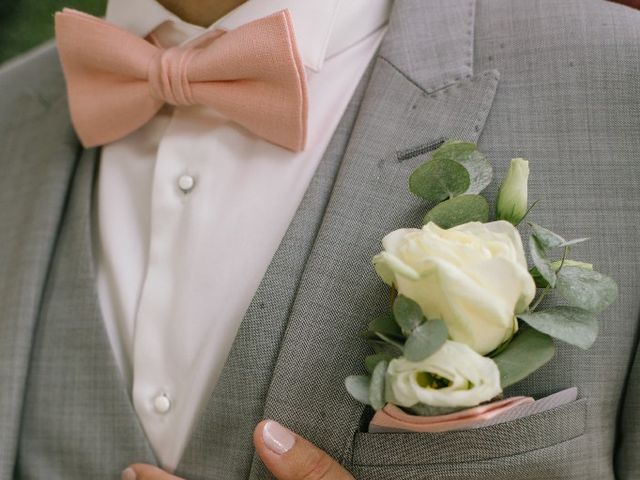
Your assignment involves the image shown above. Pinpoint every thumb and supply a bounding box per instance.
[122,464,184,480]
[253,420,354,480]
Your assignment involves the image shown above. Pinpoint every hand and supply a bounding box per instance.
[253,419,354,480]
[121,419,354,480]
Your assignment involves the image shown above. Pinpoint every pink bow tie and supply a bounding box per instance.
[55,9,308,151]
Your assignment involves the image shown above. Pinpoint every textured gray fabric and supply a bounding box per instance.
[16,148,157,479]
[0,44,81,480]
[0,1,639,479]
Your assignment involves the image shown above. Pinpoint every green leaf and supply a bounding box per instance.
[367,313,403,339]
[493,328,555,388]
[455,150,494,195]
[369,360,388,411]
[365,353,393,374]
[345,375,371,405]
[430,140,493,195]
[404,319,449,362]
[409,158,470,202]
[529,235,556,288]
[431,140,476,162]
[518,306,598,350]
[530,223,566,250]
[366,338,404,357]
[423,194,489,228]
[530,223,588,250]
[556,267,618,312]
[530,260,593,289]
[393,295,425,336]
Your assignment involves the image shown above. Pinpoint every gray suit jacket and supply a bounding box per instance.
[1,1,639,478]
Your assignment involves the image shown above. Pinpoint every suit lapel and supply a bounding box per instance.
[250,0,500,476]
[0,49,81,477]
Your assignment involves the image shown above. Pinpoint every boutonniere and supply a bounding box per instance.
[345,140,618,430]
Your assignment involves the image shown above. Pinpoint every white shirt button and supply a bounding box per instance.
[178,175,195,193]
[153,394,172,414]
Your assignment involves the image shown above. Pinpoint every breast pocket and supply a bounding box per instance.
[347,399,589,480]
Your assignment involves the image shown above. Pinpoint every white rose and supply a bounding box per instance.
[373,221,535,354]
[385,340,502,408]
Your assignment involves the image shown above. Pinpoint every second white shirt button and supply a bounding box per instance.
[178,175,195,193]
[153,394,172,414]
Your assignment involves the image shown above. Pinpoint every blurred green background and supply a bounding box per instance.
[0,0,107,65]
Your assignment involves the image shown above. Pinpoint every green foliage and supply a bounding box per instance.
[345,375,371,405]
[529,235,557,288]
[366,313,403,340]
[393,295,426,336]
[404,319,448,362]
[556,267,618,313]
[365,353,393,374]
[423,194,489,228]
[454,151,494,195]
[369,360,388,410]
[0,0,107,64]
[409,158,470,202]
[409,140,494,204]
[493,328,555,388]
[519,307,598,350]
[431,140,476,162]
[530,223,588,250]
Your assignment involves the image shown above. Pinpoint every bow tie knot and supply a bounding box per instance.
[148,46,198,106]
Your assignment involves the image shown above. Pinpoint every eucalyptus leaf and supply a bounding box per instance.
[393,295,425,336]
[518,306,598,350]
[530,260,593,289]
[404,319,449,362]
[423,195,489,228]
[365,353,393,374]
[375,332,405,351]
[409,158,470,202]
[561,237,590,247]
[530,223,589,250]
[369,360,388,411]
[493,328,555,388]
[556,267,618,312]
[366,338,404,357]
[455,151,494,195]
[367,313,403,339]
[529,235,556,288]
[529,223,566,250]
[431,140,476,162]
[345,375,371,405]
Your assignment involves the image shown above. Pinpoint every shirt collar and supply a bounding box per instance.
[105,0,391,72]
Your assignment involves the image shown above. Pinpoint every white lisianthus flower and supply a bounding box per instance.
[373,221,536,354]
[386,341,502,408]
[496,158,530,225]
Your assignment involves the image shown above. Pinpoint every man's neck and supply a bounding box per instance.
[156,0,248,27]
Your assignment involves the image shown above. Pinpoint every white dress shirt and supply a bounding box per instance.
[96,0,390,470]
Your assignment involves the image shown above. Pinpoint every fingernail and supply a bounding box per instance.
[121,467,137,480]
[262,420,295,455]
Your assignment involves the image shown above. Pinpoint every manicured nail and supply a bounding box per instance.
[121,467,137,480]
[262,420,295,455]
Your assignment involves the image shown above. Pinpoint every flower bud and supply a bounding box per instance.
[496,158,529,225]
